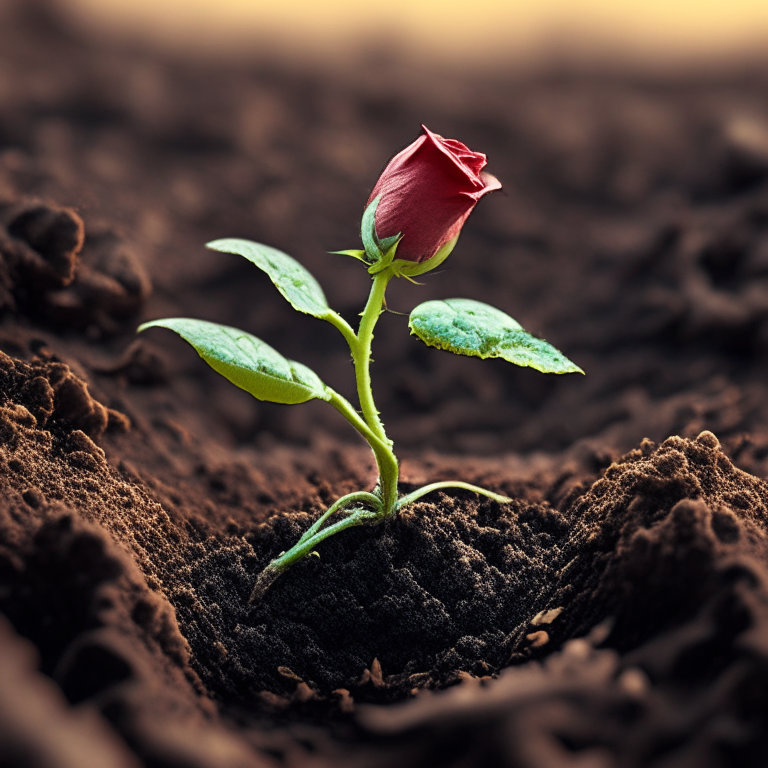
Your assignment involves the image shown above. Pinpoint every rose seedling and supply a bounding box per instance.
[139,126,583,602]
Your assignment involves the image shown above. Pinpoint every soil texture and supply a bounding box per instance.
[2,2,768,766]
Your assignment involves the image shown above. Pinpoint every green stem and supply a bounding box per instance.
[322,310,359,353]
[354,271,393,446]
[250,270,404,604]
[326,389,399,515]
[396,481,512,509]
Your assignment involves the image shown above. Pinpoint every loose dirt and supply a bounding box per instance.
[2,2,768,766]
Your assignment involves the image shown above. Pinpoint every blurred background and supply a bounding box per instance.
[1,6,768,766]
[61,0,768,69]
[1,0,768,468]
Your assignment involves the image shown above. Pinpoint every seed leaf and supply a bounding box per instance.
[409,298,583,374]
[138,318,330,404]
[207,238,330,319]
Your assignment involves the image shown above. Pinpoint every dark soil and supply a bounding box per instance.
[2,1,768,766]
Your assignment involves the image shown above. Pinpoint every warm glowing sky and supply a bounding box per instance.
[64,0,768,64]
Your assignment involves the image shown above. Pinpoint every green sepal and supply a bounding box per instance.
[207,238,330,319]
[392,236,459,278]
[408,298,583,375]
[330,249,370,264]
[378,234,401,253]
[361,196,402,270]
[138,318,331,404]
[368,237,402,275]
[361,195,383,262]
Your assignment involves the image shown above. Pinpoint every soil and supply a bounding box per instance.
[2,1,768,766]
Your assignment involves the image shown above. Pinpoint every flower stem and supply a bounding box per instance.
[355,271,393,446]
[349,269,399,514]
[325,389,399,514]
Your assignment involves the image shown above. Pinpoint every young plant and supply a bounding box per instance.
[139,125,583,602]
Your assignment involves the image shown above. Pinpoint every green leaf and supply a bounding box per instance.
[408,298,583,375]
[207,238,330,319]
[138,318,331,404]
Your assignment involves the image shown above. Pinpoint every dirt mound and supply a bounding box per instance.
[353,434,768,766]
[166,431,768,710]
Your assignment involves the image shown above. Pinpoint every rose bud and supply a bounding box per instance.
[365,125,501,275]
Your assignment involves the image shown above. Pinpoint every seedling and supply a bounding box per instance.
[139,127,582,601]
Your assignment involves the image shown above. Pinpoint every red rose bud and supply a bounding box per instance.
[366,125,501,268]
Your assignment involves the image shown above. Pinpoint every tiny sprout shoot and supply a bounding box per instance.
[138,127,583,602]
